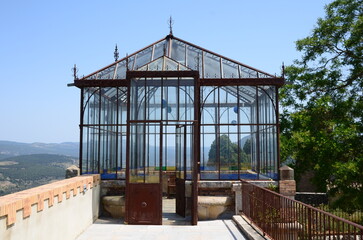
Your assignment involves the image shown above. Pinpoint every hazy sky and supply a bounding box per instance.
[0,0,331,143]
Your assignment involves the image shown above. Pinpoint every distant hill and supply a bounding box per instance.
[0,141,79,159]
[0,154,76,196]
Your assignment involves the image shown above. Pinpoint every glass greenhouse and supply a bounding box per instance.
[70,34,284,224]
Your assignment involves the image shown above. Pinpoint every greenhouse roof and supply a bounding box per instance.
[75,34,284,86]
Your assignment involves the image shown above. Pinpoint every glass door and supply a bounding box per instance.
[126,121,162,225]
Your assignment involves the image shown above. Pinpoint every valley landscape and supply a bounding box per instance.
[0,141,79,195]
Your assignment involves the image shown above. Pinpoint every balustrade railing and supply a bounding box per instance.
[241,180,363,239]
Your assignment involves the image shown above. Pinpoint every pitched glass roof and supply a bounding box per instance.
[81,35,276,81]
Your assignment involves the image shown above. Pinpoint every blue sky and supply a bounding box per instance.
[0,0,331,143]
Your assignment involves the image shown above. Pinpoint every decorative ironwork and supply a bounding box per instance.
[168,16,174,35]
[114,44,119,62]
[72,64,78,80]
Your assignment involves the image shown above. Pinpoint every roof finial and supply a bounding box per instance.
[168,16,174,35]
[282,62,285,78]
[72,64,79,80]
[114,44,119,62]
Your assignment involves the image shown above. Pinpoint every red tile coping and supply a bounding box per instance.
[0,174,100,226]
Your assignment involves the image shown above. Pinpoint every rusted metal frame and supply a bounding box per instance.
[125,77,131,224]
[177,77,180,120]
[115,88,120,177]
[263,95,268,177]
[79,87,84,175]
[97,87,102,174]
[167,35,172,58]
[201,51,205,78]
[200,78,285,86]
[192,74,200,225]
[275,86,281,181]
[74,79,128,87]
[127,70,199,78]
[151,44,155,62]
[143,77,147,182]
[201,123,275,126]
[237,86,241,179]
[183,125,187,182]
[217,87,221,179]
[220,57,223,78]
[159,121,163,225]
[240,180,363,239]
[255,87,260,179]
[171,35,276,78]
[81,37,166,80]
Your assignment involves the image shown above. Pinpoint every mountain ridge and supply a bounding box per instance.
[0,140,79,159]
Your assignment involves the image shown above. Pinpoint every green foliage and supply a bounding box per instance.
[280,0,363,211]
[208,134,248,167]
[243,139,251,155]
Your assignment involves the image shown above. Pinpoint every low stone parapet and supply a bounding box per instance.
[102,196,125,218]
[198,196,233,220]
[0,174,100,240]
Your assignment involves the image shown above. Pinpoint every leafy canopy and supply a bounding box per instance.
[280,0,363,211]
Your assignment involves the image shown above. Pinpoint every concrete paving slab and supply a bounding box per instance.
[76,219,247,240]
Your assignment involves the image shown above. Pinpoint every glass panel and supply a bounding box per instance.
[129,122,161,183]
[176,125,185,179]
[134,47,152,69]
[98,65,116,79]
[186,45,202,72]
[203,52,220,78]
[153,40,166,60]
[114,61,127,79]
[222,59,239,78]
[171,40,186,65]
[219,129,239,180]
[148,57,164,71]
[201,125,218,179]
[164,58,179,71]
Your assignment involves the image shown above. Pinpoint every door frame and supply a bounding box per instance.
[125,70,200,225]
[125,120,163,225]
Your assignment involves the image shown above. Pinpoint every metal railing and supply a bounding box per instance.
[241,180,363,239]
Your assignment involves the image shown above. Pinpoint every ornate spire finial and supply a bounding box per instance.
[72,64,79,80]
[168,16,174,35]
[114,44,119,62]
[282,62,285,78]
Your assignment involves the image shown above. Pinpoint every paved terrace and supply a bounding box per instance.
[76,198,247,240]
[0,175,254,240]
[76,219,246,240]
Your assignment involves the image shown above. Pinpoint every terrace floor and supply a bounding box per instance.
[76,198,247,240]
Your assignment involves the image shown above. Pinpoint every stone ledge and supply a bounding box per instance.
[0,174,100,226]
[232,215,269,240]
[102,196,125,218]
[198,196,233,220]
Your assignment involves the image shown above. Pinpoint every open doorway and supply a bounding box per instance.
[161,124,193,225]
[125,71,200,225]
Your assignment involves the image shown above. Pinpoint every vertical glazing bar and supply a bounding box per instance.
[275,86,281,180]
[192,74,200,225]
[237,86,240,179]
[125,77,131,223]
[115,88,119,178]
[217,87,221,179]
[256,87,260,178]
[79,87,84,175]
[143,78,147,182]
[98,87,102,174]
[159,122,163,187]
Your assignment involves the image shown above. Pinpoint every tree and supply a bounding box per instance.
[243,139,251,155]
[208,135,247,167]
[280,0,363,211]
